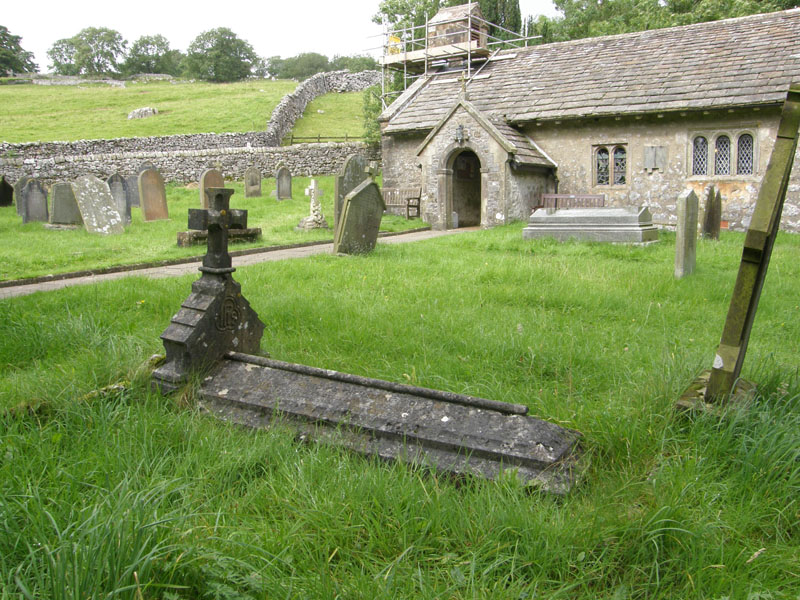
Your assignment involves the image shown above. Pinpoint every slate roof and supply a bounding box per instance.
[383,9,800,133]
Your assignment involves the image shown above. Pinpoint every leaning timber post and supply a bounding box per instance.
[152,187,265,393]
[704,85,800,402]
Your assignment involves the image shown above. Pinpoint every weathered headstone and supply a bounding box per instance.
[674,189,698,279]
[138,161,156,174]
[139,168,169,221]
[107,173,131,225]
[334,154,368,228]
[21,179,49,224]
[200,168,224,208]
[49,182,83,225]
[125,175,140,207]
[152,187,265,391]
[702,185,721,240]
[14,175,32,216]
[71,175,124,234]
[244,166,262,198]
[0,176,13,207]
[275,163,292,200]
[296,179,329,230]
[333,180,385,254]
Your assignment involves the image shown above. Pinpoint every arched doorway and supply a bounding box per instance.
[450,150,481,227]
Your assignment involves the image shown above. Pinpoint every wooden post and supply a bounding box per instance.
[705,85,800,401]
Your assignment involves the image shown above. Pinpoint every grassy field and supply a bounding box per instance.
[1,225,798,598]
[0,79,366,144]
[0,174,417,281]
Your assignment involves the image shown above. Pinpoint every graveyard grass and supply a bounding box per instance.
[2,226,799,598]
[0,175,413,281]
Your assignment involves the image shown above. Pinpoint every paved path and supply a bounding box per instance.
[1,228,474,299]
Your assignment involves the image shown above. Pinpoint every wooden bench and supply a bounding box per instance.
[383,187,422,219]
[538,194,606,210]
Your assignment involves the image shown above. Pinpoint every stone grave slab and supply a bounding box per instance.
[244,166,262,198]
[49,182,83,225]
[14,175,32,216]
[200,168,224,208]
[71,175,124,234]
[333,180,385,254]
[139,168,169,221]
[107,173,131,225]
[125,174,140,207]
[0,176,13,207]
[21,179,48,224]
[275,163,292,200]
[522,206,658,243]
[334,154,367,228]
[674,190,698,279]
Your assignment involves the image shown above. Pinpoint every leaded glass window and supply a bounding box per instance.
[715,135,731,175]
[613,147,627,185]
[693,136,708,175]
[737,133,754,175]
[596,147,609,185]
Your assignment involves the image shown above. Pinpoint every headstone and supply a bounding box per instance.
[244,166,262,198]
[0,176,13,207]
[49,182,83,225]
[702,185,721,240]
[139,168,169,221]
[14,175,32,216]
[275,163,292,200]
[522,206,659,243]
[71,175,124,234]
[138,161,156,174]
[200,168,224,208]
[21,179,49,224]
[125,175,140,207]
[334,154,367,228]
[296,179,329,230]
[674,189,698,279]
[152,187,265,391]
[106,173,131,225]
[333,180,385,254]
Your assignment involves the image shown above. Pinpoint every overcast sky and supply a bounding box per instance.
[4,0,559,74]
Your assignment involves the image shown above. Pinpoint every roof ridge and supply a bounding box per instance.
[499,7,800,55]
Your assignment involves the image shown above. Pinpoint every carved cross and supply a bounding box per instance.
[364,161,379,181]
[304,179,321,201]
[188,187,236,273]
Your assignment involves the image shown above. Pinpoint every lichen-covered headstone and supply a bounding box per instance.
[139,168,169,221]
[244,166,262,198]
[333,180,385,254]
[0,176,13,207]
[674,189,698,279]
[71,175,124,234]
[21,179,48,224]
[125,175,140,207]
[334,154,367,229]
[14,175,32,216]
[50,182,83,225]
[200,168,224,208]
[702,185,721,240]
[275,163,292,200]
[107,173,131,225]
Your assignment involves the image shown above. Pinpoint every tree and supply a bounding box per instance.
[0,26,37,75]
[331,54,379,72]
[47,27,127,76]
[122,34,183,76]
[184,27,259,82]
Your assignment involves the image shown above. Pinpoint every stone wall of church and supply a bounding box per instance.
[524,107,800,232]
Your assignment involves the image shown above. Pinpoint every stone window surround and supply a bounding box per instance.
[688,128,758,180]
[592,143,628,188]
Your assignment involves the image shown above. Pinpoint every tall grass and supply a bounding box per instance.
[1,225,798,598]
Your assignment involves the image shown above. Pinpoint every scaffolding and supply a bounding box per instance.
[379,2,540,108]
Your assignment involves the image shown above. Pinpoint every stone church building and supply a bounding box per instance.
[379,8,800,231]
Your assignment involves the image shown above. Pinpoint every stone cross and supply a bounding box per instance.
[188,187,237,273]
[297,179,328,230]
[364,161,379,181]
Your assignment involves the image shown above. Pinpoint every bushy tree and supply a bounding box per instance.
[48,27,127,76]
[184,27,258,82]
[122,34,183,76]
[330,54,379,72]
[0,25,37,75]
[363,85,383,145]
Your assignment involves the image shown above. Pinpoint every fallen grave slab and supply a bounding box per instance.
[200,353,582,493]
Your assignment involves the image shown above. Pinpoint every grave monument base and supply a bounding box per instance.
[676,370,756,414]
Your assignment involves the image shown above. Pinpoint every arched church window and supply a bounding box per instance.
[692,136,708,176]
[737,133,754,175]
[715,135,731,175]
[613,147,627,185]
[596,147,610,185]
